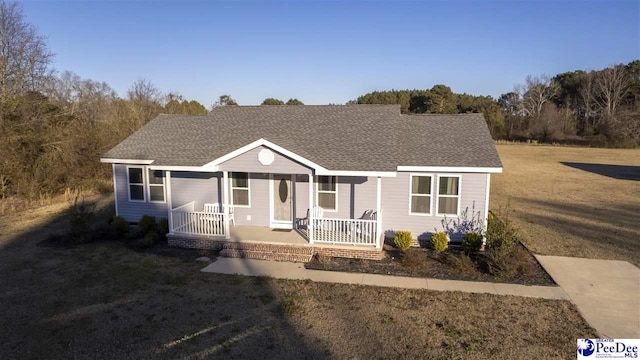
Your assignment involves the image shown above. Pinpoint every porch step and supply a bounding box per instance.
[219,242,314,262]
[219,248,313,263]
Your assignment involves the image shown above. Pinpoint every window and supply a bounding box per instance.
[127,167,145,201]
[147,169,165,202]
[127,166,165,203]
[410,175,432,215]
[317,176,337,211]
[437,176,460,215]
[231,172,250,207]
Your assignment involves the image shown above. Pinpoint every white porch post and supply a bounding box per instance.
[166,170,173,234]
[376,176,382,249]
[308,173,314,244]
[223,171,230,239]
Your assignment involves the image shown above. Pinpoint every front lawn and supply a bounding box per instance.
[492,144,640,266]
[0,198,597,359]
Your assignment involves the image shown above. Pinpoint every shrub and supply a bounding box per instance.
[440,202,484,237]
[68,197,95,243]
[401,248,427,270]
[111,216,129,236]
[125,228,143,241]
[133,231,158,250]
[138,215,157,235]
[158,217,169,235]
[485,207,521,276]
[462,232,484,256]
[501,245,537,280]
[393,230,413,251]
[430,232,449,252]
[445,251,476,274]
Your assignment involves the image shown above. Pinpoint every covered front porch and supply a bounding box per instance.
[162,141,386,249]
[166,170,384,248]
[168,200,382,247]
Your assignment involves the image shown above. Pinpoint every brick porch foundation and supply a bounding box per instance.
[167,234,384,262]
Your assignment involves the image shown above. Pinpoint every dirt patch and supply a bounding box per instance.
[492,145,640,266]
[305,243,555,286]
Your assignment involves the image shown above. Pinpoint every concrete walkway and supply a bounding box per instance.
[200,257,568,300]
[536,255,640,339]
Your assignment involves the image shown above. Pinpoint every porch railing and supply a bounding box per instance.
[169,202,380,246]
[311,218,378,246]
[171,201,225,236]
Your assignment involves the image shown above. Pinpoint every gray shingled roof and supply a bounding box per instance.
[396,113,503,168]
[102,105,502,171]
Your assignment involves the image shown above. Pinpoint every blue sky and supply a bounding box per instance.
[22,0,640,106]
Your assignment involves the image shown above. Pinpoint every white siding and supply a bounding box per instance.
[295,175,310,224]
[319,176,377,220]
[114,164,169,222]
[381,172,488,243]
[170,172,219,211]
[114,163,489,238]
[233,173,270,226]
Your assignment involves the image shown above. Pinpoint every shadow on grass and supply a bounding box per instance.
[511,197,639,265]
[561,162,640,181]
[0,196,327,359]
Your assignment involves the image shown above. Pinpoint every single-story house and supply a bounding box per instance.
[101,105,502,260]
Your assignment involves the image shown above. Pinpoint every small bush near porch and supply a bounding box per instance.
[306,210,554,286]
[306,243,553,285]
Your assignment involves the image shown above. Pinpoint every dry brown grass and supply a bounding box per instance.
[492,144,640,266]
[0,194,596,359]
[0,186,109,217]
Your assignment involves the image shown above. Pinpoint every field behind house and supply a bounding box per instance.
[491,144,640,266]
[0,199,596,359]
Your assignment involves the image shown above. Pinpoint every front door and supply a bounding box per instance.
[271,174,292,229]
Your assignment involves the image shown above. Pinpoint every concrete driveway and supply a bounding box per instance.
[536,255,640,338]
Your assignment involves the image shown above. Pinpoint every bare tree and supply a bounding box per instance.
[47,71,118,126]
[127,78,162,129]
[521,75,559,118]
[0,1,54,98]
[163,92,185,114]
[594,64,630,118]
[578,71,600,133]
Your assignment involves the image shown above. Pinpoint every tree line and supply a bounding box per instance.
[351,62,640,147]
[0,1,305,201]
[0,0,637,205]
[0,2,213,200]
[499,62,640,147]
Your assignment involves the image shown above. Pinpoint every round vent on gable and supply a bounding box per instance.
[258,149,275,166]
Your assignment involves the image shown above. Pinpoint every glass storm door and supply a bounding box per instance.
[271,174,292,228]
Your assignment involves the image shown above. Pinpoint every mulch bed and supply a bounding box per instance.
[305,242,556,286]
